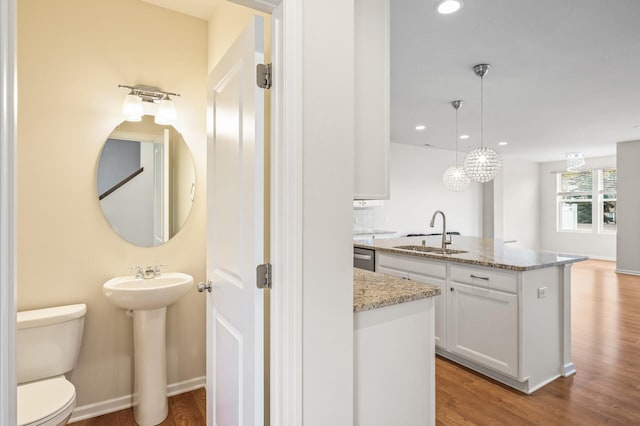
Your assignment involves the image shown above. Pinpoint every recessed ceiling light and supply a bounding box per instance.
[415,125,427,131]
[435,0,463,15]
[498,141,508,146]
[459,134,469,139]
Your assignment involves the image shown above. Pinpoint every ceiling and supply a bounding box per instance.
[142,0,640,163]
[391,0,640,162]
[141,0,220,20]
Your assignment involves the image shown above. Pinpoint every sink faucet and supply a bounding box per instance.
[131,265,166,279]
[429,210,452,251]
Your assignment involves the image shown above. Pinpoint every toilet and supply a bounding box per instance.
[16,304,87,426]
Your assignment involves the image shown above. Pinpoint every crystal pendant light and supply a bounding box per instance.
[566,153,585,172]
[464,64,502,183]
[443,100,471,191]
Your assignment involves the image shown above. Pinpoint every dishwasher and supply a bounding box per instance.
[353,247,375,271]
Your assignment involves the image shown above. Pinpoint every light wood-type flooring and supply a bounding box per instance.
[70,387,205,425]
[73,259,639,425]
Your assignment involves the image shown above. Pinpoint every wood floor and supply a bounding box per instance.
[71,387,206,425]
[436,259,640,425]
[72,259,639,425]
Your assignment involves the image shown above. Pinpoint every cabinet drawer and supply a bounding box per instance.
[450,264,518,293]
[377,253,446,278]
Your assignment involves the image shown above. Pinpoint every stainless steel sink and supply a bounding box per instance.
[393,245,468,255]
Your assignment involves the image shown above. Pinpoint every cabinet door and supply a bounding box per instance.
[449,282,518,377]
[408,272,447,349]
[354,0,390,200]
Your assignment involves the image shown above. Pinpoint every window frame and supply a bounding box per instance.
[556,168,616,235]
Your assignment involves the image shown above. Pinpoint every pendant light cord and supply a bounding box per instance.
[480,75,484,149]
[455,107,459,165]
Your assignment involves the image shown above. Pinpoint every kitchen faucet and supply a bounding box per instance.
[429,210,452,251]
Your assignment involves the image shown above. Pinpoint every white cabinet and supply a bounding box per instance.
[375,249,572,393]
[448,281,518,377]
[355,298,435,426]
[354,0,390,200]
[377,253,447,348]
[448,264,519,377]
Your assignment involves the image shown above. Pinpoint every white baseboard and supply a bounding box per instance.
[69,376,205,423]
[615,268,640,276]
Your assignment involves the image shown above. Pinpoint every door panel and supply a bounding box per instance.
[207,15,265,426]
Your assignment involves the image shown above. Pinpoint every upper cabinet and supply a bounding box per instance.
[354,0,390,200]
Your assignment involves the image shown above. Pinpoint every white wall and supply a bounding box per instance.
[616,140,640,274]
[539,155,616,259]
[372,143,482,237]
[495,156,540,249]
[301,0,355,424]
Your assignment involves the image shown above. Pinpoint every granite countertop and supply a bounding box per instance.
[354,235,589,271]
[353,268,440,313]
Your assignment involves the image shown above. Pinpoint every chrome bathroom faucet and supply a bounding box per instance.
[131,265,166,279]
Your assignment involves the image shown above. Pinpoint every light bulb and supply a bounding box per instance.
[155,97,177,125]
[122,93,143,120]
[436,0,463,15]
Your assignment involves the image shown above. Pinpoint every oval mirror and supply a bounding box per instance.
[97,116,195,247]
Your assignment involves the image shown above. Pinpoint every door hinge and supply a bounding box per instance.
[256,63,272,89]
[256,263,272,289]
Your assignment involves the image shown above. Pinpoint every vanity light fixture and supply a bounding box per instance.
[498,141,508,146]
[459,134,469,139]
[416,124,427,131]
[443,100,471,192]
[435,0,463,15]
[566,152,585,172]
[463,64,502,183]
[119,84,180,125]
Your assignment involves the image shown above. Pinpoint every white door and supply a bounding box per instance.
[206,16,265,426]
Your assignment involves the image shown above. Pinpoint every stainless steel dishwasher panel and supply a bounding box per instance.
[354,247,375,271]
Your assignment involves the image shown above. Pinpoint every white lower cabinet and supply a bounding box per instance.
[376,250,571,393]
[377,254,447,348]
[448,282,518,377]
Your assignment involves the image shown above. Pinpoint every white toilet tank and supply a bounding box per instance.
[17,304,87,384]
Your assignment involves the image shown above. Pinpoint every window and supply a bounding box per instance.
[601,168,616,232]
[556,168,616,234]
[558,171,593,231]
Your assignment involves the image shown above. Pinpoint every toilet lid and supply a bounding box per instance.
[17,376,75,426]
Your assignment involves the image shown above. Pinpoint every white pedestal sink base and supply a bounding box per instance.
[133,307,168,426]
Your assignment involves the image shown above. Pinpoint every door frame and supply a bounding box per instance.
[0,0,304,425]
[0,0,18,424]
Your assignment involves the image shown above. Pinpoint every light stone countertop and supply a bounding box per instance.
[353,267,440,313]
[355,235,589,271]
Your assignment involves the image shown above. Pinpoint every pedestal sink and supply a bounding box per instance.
[103,272,193,425]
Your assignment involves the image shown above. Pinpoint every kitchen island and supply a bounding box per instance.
[355,235,588,394]
[353,268,440,426]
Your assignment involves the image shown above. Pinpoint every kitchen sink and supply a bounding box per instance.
[393,245,468,255]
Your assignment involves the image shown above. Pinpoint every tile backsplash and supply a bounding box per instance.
[353,208,375,233]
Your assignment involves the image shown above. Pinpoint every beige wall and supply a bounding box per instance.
[18,0,207,407]
[208,1,270,72]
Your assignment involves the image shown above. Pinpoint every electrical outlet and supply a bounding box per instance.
[537,287,547,298]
